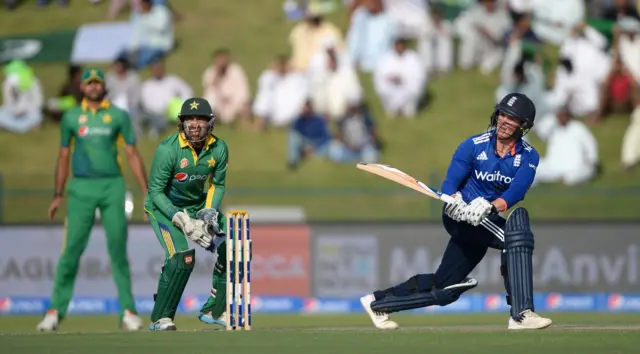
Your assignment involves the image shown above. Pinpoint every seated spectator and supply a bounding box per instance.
[507,0,534,22]
[289,6,344,72]
[105,57,141,118]
[331,102,380,163]
[309,45,363,121]
[46,64,84,123]
[308,37,353,79]
[287,100,336,170]
[139,59,192,138]
[531,0,585,45]
[201,48,251,126]
[454,0,512,75]
[0,60,44,134]
[615,18,640,85]
[621,100,640,171]
[108,0,182,21]
[373,38,426,118]
[593,54,638,124]
[427,6,454,76]
[603,0,640,21]
[533,107,599,186]
[549,24,612,120]
[382,0,433,70]
[119,0,174,69]
[497,46,550,121]
[347,0,397,72]
[253,56,309,130]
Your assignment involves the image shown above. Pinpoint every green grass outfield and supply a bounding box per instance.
[2,314,640,354]
[1,1,639,223]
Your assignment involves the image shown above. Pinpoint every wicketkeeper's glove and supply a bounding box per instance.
[172,210,213,249]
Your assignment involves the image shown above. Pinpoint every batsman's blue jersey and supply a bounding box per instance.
[441,130,539,209]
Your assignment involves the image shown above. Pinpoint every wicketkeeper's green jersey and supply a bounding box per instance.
[145,132,228,220]
[60,99,136,177]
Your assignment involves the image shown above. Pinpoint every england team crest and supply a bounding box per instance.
[180,158,189,169]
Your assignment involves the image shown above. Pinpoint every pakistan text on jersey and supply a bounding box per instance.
[78,127,112,137]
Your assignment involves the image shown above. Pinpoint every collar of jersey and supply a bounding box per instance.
[489,130,521,156]
[179,133,216,150]
[81,99,110,113]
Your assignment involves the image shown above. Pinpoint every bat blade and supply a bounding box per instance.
[356,163,452,203]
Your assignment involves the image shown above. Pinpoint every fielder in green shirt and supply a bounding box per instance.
[38,68,149,332]
[144,97,231,331]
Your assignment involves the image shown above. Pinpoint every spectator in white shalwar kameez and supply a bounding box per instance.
[0,62,43,134]
[547,24,612,120]
[252,56,309,130]
[427,7,454,76]
[381,0,434,71]
[309,47,363,121]
[373,38,426,118]
[531,0,585,46]
[534,107,599,187]
[454,0,512,75]
[347,0,398,73]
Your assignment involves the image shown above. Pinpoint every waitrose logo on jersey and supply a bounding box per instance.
[175,173,208,183]
[474,170,513,184]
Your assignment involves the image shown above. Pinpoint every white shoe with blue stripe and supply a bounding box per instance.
[149,318,177,331]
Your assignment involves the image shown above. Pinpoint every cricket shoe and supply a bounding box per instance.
[360,294,399,330]
[121,310,143,331]
[508,310,552,330]
[198,311,226,326]
[36,309,59,332]
[149,318,177,331]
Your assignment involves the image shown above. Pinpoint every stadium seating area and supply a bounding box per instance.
[0,0,639,222]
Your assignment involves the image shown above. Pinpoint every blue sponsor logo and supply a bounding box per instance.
[0,297,48,315]
[303,298,353,313]
[252,296,302,313]
[606,293,640,312]
[543,293,596,311]
[68,297,109,314]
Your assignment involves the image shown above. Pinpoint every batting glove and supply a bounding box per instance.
[465,197,493,226]
[444,193,467,221]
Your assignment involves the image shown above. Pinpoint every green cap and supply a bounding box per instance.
[178,97,214,118]
[81,68,105,84]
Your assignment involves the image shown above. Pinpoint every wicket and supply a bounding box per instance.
[225,210,252,330]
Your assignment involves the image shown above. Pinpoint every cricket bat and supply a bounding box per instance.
[356,163,455,204]
[356,162,505,242]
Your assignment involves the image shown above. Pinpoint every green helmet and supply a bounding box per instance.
[177,97,215,143]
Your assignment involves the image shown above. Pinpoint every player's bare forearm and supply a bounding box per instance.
[54,148,70,196]
[125,146,149,195]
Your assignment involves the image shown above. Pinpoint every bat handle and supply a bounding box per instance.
[440,194,455,204]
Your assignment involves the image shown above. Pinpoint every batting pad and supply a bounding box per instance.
[151,249,196,322]
[505,208,535,320]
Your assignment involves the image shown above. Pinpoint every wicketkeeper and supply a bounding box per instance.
[145,97,234,331]
[38,68,149,332]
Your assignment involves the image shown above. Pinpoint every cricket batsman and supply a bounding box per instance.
[38,68,149,332]
[360,93,553,330]
[144,97,233,331]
